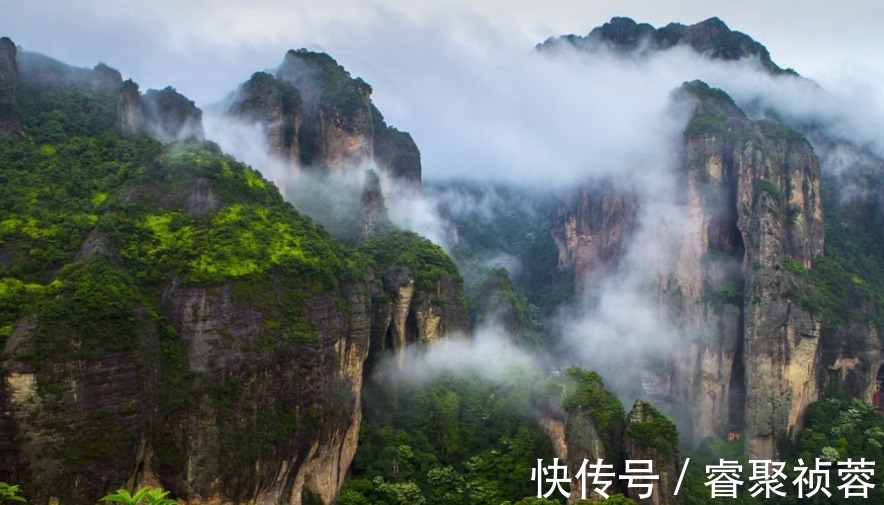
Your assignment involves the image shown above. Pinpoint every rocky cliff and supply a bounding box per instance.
[0,38,466,505]
[11,46,201,144]
[622,401,680,505]
[224,50,421,186]
[538,16,794,76]
[540,369,679,504]
[551,181,639,294]
[0,37,19,138]
[547,80,825,458]
[542,17,836,458]
[224,71,303,170]
[676,82,824,458]
[117,81,204,143]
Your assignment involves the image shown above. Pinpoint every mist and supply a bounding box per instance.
[198,9,884,417]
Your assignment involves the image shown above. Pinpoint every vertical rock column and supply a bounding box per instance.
[0,37,20,138]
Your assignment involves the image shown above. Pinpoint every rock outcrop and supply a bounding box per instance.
[0,37,19,137]
[538,17,794,76]
[548,81,825,459]
[551,181,639,293]
[0,176,465,505]
[223,50,422,186]
[117,82,204,142]
[0,47,464,505]
[224,71,303,169]
[622,401,680,505]
[540,370,680,504]
[8,41,200,144]
[356,169,390,243]
[370,266,469,361]
[674,81,824,458]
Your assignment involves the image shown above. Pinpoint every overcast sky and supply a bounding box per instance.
[3,1,883,180]
[3,0,881,101]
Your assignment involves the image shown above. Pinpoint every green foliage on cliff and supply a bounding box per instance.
[680,396,884,505]
[681,81,750,142]
[284,49,370,118]
[436,183,572,316]
[371,104,417,152]
[347,370,558,505]
[17,80,117,140]
[785,172,884,337]
[0,68,468,499]
[625,400,678,459]
[681,80,738,107]
[684,110,729,137]
[358,229,462,291]
[758,178,782,204]
[562,367,626,460]
[467,268,543,347]
[759,120,805,141]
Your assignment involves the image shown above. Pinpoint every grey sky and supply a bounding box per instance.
[2,1,883,181]
[2,0,881,102]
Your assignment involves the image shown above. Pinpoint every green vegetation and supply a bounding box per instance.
[783,172,884,336]
[684,110,729,137]
[681,81,750,142]
[346,370,560,505]
[680,394,884,505]
[436,183,572,317]
[625,400,678,459]
[758,178,782,205]
[598,496,638,505]
[0,63,468,500]
[467,268,543,347]
[0,483,26,503]
[759,120,805,141]
[100,487,176,505]
[681,80,738,107]
[708,281,743,311]
[284,49,370,119]
[358,229,462,291]
[562,367,626,460]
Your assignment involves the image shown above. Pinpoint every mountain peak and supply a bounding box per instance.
[539,17,796,76]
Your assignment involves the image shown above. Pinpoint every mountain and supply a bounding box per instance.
[0,39,466,504]
[220,50,421,186]
[534,17,884,463]
[3,14,884,505]
[538,16,795,76]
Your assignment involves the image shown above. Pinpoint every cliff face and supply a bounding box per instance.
[0,37,19,137]
[0,43,466,505]
[551,182,639,293]
[0,151,465,505]
[225,72,303,170]
[224,50,421,186]
[675,82,824,458]
[117,82,204,143]
[541,371,680,504]
[622,401,680,505]
[549,82,825,458]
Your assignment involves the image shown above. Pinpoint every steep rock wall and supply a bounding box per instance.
[224,50,421,186]
[551,182,639,294]
[0,37,19,137]
[549,83,825,458]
